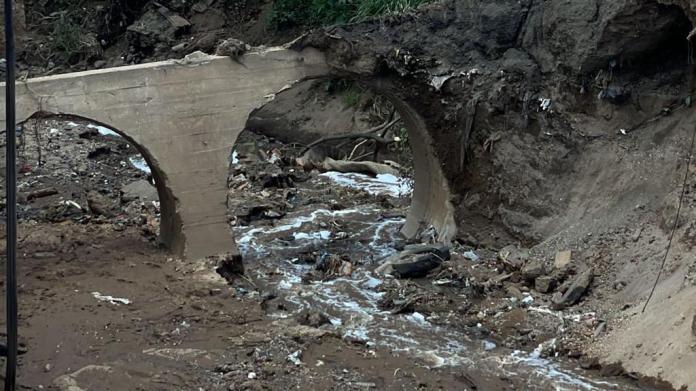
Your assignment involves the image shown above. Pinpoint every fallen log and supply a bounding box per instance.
[19,187,58,202]
[321,157,399,176]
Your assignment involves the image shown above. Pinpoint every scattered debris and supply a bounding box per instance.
[20,187,58,202]
[287,350,303,366]
[463,250,480,262]
[538,98,551,111]
[91,292,131,305]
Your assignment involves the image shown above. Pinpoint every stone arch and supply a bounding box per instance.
[367,82,457,241]
[2,46,455,259]
[238,77,457,243]
[23,111,183,254]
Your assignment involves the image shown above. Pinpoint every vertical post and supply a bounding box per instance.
[4,0,17,389]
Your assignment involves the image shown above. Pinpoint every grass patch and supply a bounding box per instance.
[270,0,433,29]
[342,85,362,108]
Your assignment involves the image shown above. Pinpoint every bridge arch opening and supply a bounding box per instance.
[227,76,455,264]
[13,112,180,252]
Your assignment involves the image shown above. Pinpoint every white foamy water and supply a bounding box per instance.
[234,205,630,390]
[129,156,151,174]
[88,123,120,137]
[320,171,412,197]
[235,207,383,256]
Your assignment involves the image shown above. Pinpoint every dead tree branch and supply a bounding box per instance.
[299,116,401,157]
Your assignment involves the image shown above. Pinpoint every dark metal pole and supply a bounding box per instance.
[3,0,17,389]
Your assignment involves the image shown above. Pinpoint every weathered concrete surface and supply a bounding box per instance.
[0,47,456,259]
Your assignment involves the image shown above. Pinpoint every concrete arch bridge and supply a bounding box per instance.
[0,46,456,259]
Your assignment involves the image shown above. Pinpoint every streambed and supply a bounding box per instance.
[230,169,647,390]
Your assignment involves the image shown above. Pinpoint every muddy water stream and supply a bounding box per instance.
[231,171,650,390]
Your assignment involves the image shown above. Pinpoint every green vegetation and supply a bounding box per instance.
[342,84,362,108]
[323,79,364,108]
[269,0,433,29]
[54,14,85,62]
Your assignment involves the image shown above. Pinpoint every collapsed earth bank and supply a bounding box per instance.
[292,1,696,388]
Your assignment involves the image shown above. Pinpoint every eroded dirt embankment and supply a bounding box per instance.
[288,1,696,388]
[5,0,696,388]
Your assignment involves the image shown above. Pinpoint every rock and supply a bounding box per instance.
[87,191,116,217]
[235,204,286,224]
[599,85,630,105]
[87,145,111,158]
[260,172,294,189]
[192,0,212,13]
[376,244,450,275]
[78,128,99,139]
[594,321,606,337]
[536,339,557,358]
[316,254,353,278]
[551,268,593,309]
[392,253,443,278]
[93,60,106,69]
[212,253,245,283]
[461,233,479,247]
[239,380,265,391]
[580,356,601,370]
[554,250,572,269]
[121,180,158,203]
[497,245,528,270]
[692,314,696,337]
[296,310,330,328]
[215,38,250,59]
[599,363,626,377]
[506,285,524,301]
[171,42,188,52]
[535,275,555,293]
[284,325,331,341]
[42,201,84,222]
[339,261,353,276]
[126,7,190,52]
[521,259,545,282]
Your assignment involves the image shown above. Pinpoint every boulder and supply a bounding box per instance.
[535,275,555,293]
[554,250,572,269]
[375,244,450,276]
[121,180,158,203]
[497,245,528,270]
[87,191,116,217]
[212,253,245,283]
[521,259,545,282]
[552,268,593,309]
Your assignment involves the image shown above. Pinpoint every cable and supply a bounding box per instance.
[3,0,18,389]
[642,124,696,313]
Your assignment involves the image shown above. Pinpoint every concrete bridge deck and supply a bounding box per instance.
[0,47,456,259]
